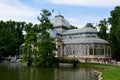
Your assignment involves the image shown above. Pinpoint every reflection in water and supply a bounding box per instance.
[54,68,97,80]
[0,62,97,80]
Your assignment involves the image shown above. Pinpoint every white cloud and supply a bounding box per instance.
[67,15,106,28]
[0,0,39,23]
[0,0,115,27]
[35,0,120,7]
[67,18,82,28]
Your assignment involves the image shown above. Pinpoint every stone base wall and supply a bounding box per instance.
[64,55,111,63]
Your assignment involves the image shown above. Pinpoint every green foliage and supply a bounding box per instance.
[84,23,96,29]
[25,30,37,43]
[22,9,57,67]
[24,22,33,33]
[98,18,108,40]
[58,57,75,63]
[33,55,59,67]
[0,29,16,56]
[35,9,57,67]
[0,20,25,56]
[108,6,120,60]
[23,29,37,66]
[70,25,78,29]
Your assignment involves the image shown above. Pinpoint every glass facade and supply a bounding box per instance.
[51,15,111,61]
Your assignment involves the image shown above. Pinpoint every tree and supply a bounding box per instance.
[33,24,41,32]
[0,28,16,56]
[24,22,33,33]
[98,18,108,40]
[108,6,120,60]
[70,25,77,29]
[84,23,96,29]
[36,9,57,67]
[23,30,37,66]
[0,20,25,56]
[14,22,25,55]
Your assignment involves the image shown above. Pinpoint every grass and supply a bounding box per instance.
[78,62,120,80]
[99,66,120,80]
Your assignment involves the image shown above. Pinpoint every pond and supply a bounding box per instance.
[0,62,98,80]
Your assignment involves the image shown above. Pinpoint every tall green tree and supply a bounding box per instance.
[0,20,25,56]
[0,28,16,56]
[23,30,37,66]
[15,22,25,55]
[24,22,33,33]
[98,18,108,40]
[36,9,57,67]
[108,6,120,60]
[33,24,41,32]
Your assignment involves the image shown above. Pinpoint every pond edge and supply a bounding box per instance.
[94,70,102,80]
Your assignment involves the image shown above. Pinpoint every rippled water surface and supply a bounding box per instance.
[0,62,98,80]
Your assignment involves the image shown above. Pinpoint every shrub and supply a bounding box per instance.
[58,57,75,63]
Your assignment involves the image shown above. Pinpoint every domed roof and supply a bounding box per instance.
[51,15,71,29]
[63,27,97,35]
[63,38,109,44]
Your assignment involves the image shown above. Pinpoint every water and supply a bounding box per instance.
[0,62,98,80]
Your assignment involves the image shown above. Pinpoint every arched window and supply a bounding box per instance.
[89,47,93,55]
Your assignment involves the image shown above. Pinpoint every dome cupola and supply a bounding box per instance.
[51,15,71,29]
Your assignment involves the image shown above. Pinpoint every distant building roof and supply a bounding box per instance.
[63,38,109,44]
[63,27,98,35]
[51,15,71,29]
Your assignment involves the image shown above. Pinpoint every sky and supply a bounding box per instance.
[0,0,120,28]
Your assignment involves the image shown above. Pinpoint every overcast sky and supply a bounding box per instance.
[0,0,119,28]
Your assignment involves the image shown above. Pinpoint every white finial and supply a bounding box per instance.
[52,9,54,13]
[59,10,61,15]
